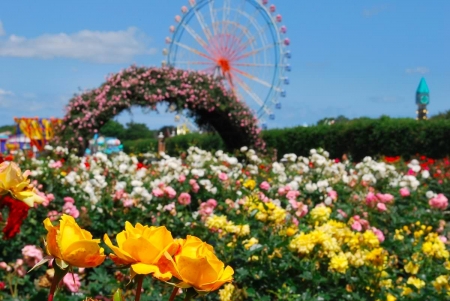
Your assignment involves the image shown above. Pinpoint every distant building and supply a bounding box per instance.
[416,78,429,120]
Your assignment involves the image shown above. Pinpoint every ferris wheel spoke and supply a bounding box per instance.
[233,43,277,62]
[233,76,267,109]
[172,61,215,66]
[208,0,218,36]
[192,6,213,41]
[179,21,210,50]
[232,67,282,92]
[173,41,215,61]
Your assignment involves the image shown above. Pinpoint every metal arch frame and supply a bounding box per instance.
[167,0,286,119]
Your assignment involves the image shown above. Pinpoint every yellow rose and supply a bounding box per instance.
[104,222,179,281]
[0,162,45,207]
[44,214,106,269]
[165,235,234,293]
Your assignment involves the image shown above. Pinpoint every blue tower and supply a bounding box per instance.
[416,78,429,120]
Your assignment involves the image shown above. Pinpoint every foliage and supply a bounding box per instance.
[165,133,225,156]
[1,146,450,300]
[53,66,264,155]
[0,125,16,134]
[122,138,158,154]
[99,120,126,139]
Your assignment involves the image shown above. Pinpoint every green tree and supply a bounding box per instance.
[123,122,154,140]
[0,124,16,134]
[99,120,125,139]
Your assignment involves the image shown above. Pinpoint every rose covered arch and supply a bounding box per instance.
[54,66,265,154]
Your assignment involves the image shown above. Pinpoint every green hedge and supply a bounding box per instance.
[263,117,450,161]
[165,133,225,156]
[147,118,450,161]
[122,138,158,154]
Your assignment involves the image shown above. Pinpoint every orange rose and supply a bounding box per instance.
[44,214,106,269]
[165,235,234,293]
[104,222,179,281]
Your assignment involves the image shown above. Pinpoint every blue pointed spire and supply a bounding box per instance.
[416,77,429,94]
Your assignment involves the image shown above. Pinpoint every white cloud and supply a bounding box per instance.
[0,89,14,96]
[0,20,5,36]
[405,67,430,74]
[0,27,157,63]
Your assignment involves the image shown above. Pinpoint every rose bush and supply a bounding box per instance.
[0,146,449,300]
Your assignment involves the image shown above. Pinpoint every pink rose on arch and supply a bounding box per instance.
[218,172,228,181]
[259,181,270,191]
[429,193,448,210]
[178,192,191,205]
[399,187,410,197]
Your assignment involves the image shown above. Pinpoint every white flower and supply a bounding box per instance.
[240,146,248,152]
[426,191,435,199]
[421,170,430,179]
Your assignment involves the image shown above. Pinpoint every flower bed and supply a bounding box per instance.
[1,147,450,300]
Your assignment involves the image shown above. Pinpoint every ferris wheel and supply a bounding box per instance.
[163,0,291,128]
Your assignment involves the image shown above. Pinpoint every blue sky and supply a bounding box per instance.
[0,1,449,129]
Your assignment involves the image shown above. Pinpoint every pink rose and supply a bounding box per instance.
[63,273,81,292]
[286,190,300,200]
[377,203,387,212]
[259,181,270,191]
[22,245,43,267]
[440,236,448,243]
[429,193,448,210]
[152,187,164,197]
[122,198,134,208]
[371,227,385,243]
[337,209,348,218]
[164,186,177,199]
[62,202,80,218]
[178,192,191,205]
[376,193,394,203]
[399,187,410,197]
[207,199,217,208]
[328,190,338,201]
[352,221,362,232]
[365,192,377,206]
[63,197,75,203]
[218,172,228,181]
[178,174,186,183]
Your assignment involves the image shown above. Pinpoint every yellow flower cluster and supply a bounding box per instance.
[218,283,235,301]
[422,233,449,259]
[243,179,256,190]
[289,220,387,274]
[310,205,332,223]
[243,195,286,225]
[205,215,250,237]
[401,276,426,296]
[432,275,450,292]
